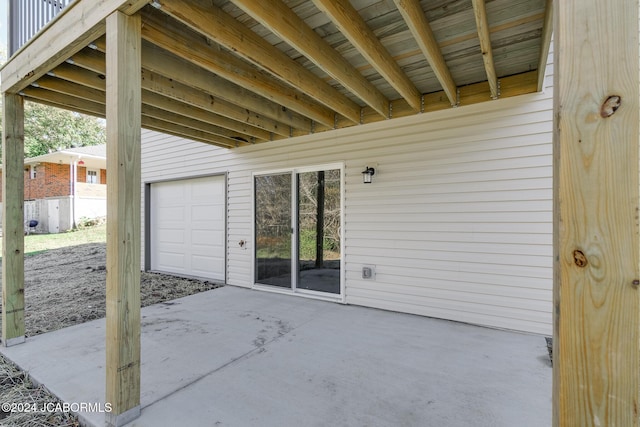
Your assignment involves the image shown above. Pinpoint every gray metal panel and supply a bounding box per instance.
[8,0,74,56]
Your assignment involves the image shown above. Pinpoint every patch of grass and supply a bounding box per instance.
[0,224,106,256]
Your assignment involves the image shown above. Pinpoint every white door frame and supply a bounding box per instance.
[252,163,345,303]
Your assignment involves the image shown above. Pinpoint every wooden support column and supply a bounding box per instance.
[105,11,141,427]
[1,93,25,347]
[553,0,639,426]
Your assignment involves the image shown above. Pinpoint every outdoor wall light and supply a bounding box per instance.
[362,166,375,184]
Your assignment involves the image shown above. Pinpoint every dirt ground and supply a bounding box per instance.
[0,242,223,426]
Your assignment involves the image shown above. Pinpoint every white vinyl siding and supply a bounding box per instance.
[142,67,553,334]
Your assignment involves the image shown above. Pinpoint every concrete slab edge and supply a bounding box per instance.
[105,405,141,427]
[2,335,25,347]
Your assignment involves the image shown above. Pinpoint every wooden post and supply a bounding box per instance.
[553,0,639,426]
[105,11,141,427]
[1,93,25,347]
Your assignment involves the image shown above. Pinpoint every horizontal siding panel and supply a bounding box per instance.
[346,295,551,335]
[346,262,552,281]
[347,230,552,245]
[346,221,551,234]
[347,211,552,223]
[347,282,551,313]
[142,87,554,335]
[344,268,550,292]
[346,250,551,269]
[345,239,551,256]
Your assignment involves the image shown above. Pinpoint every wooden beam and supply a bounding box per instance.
[0,0,149,93]
[21,87,243,148]
[231,0,389,118]
[142,7,335,129]
[105,11,141,427]
[140,70,289,137]
[471,0,498,99]
[68,48,108,75]
[312,0,421,112]
[49,62,108,91]
[1,94,25,347]
[23,95,104,119]
[21,87,106,116]
[141,116,239,148]
[93,32,304,136]
[140,43,312,132]
[536,0,553,92]
[141,103,256,144]
[53,54,291,136]
[553,0,639,425]
[393,0,458,106]
[151,0,360,124]
[34,75,106,104]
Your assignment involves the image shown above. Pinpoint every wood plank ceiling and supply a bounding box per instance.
[20,0,551,148]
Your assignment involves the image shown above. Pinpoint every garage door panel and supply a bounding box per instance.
[151,175,226,281]
[191,256,225,280]
[156,229,185,244]
[156,253,186,270]
[191,204,224,221]
[157,206,185,221]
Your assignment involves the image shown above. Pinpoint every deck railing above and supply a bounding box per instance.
[8,0,74,56]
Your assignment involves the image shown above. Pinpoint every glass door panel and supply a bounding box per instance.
[255,173,292,288]
[297,169,341,294]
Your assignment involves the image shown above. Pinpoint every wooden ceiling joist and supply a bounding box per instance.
[312,0,422,112]
[140,42,313,132]
[141,90,271,142]
[49,61,288,139]
[393,0,458,106]
[4,0,549,150]
[23,86,240,148]
[231,0,389,118]
[140,104,254,145]
[471,0,499,99]
[48,62,108,91]
[139,13,322,129]
[152,0,362,124]
[140,72,288,138]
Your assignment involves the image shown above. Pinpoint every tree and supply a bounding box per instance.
[0,101,106,159]
[22,102,106,157]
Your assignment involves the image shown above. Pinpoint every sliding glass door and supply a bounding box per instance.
[255,167,341,295]
[255,173,292,288]
[297,170,341,294]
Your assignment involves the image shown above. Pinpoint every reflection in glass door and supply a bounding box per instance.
[255,173,292,288]
[254,167,341,295]
[297,170,341,294]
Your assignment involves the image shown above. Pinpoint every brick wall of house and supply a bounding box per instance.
[0,162,107,202]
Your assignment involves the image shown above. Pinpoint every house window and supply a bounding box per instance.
[29,165,36,179]
[87,169,99,184]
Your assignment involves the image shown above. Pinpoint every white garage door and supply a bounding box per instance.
[150,175,225,281]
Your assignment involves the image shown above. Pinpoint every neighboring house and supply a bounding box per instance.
[0,145,107,233]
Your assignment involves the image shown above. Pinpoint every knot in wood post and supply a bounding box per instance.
[600,95,621,118]
[573,250,588,268]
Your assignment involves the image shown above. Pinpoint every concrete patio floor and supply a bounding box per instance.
[0,286,551,426]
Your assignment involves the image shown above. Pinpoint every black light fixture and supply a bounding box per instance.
[362,166,375,184]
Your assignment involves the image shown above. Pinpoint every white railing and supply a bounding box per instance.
[8,0,75,56]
